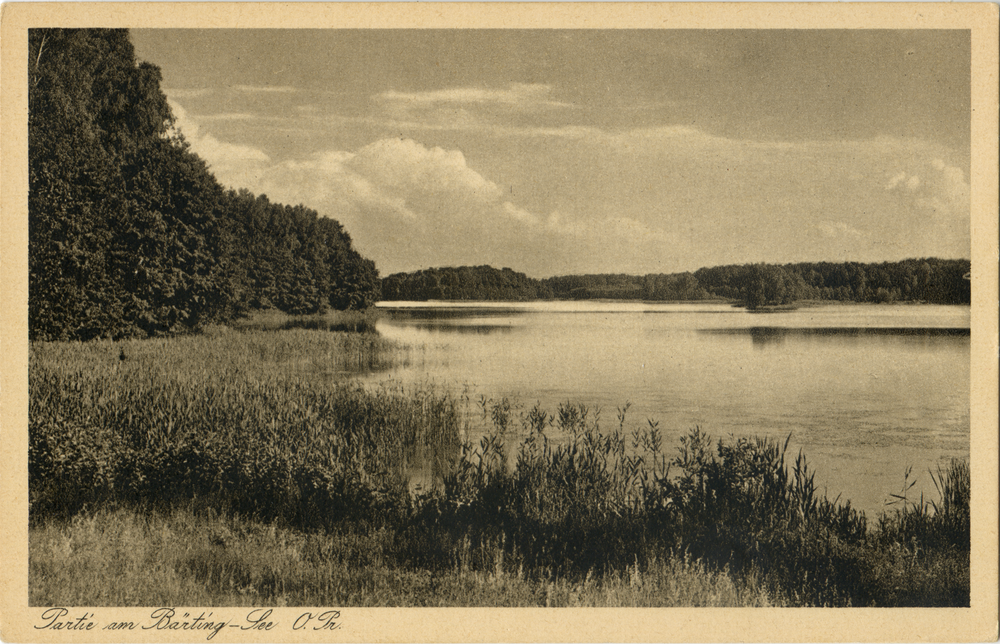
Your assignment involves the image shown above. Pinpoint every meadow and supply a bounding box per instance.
[29,312,970,607]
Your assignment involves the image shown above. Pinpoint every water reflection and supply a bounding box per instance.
[701,326,970,337]
[749,327,787,347]
[700,326,970,350]
[382,306,530,320]
[402,322,515,335]
[368,301,970,517]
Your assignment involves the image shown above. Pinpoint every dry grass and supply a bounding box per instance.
[30,505,775,607]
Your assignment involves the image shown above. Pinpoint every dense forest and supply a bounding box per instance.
[382,259,971,308]
[28,29,379,342]
[542,272,712,301]
[381,266,553,301]
[693,258,971,308]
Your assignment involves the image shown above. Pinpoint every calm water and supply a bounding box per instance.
[367,301,970,517]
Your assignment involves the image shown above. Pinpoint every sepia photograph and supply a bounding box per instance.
[1,3,997,642]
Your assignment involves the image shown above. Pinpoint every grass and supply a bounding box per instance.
[30,505,774,607]
[28,325,970,607]
[228,308,381,334]
[29,328,435,524]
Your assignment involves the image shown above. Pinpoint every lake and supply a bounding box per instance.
[366,301,970,518]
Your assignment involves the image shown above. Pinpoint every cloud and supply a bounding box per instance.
[916,160,970,220]
[162,88,212,99]
[885,171,907,190]
[229,138,556,270]
[197,112,270,122]
[885,170,921,192]
[369,83,581,139]
[503,202,540,225]
[231,84,297,93]
[885,159,969,220]
[347,138,504,208]
[213,135,694,274]
[167,100,270,166]
[876,158,969,257]
[377,83,572,110]
[163,92,971,275]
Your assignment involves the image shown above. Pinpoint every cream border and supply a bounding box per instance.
[2,4,997,642]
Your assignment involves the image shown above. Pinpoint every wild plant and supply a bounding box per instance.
[29,332,456,530]
[30,334,969,606]
[876,459,970,555]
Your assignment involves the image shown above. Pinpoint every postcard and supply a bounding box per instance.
[2,3,997,642]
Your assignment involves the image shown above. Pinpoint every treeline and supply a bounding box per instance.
[223,191,378,314]
[381,259,970,307]
[695,259,971,308]
[29,29,378,342]
[542,272,712,301]
[381,265,553,301]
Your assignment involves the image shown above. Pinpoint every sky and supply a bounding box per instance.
[131,29,971,278]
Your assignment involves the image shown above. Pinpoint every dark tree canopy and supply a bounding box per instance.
[542,272,712,301]
[382,259,971,308]
[28,29,379,341]
[222,190,380,315]
[695,258,971,308]
[381,266,551,302]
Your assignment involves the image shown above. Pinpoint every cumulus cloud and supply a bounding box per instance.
[227,136,695,274]
[503,202,540,225]
[885,171,907,190]
[879,158,969,257]
[885,159,969,220]
[347,138,504,207]
[163,94,972,274]
[167,100,270,166]
[885,170,922,192]
[228,137,562,270]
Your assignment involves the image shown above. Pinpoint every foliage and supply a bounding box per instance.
[400,404,968,606]
[28,29,379,342]
[695,258,971,308]
[29,29,230,339]
[382,259,971,308]
[222,190,380,314]
[382,265,550,301]
[29,330,440,527]
[543,272,712,301]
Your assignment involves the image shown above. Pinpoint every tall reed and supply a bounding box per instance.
[29,332,970,607]
[30,330,446,528]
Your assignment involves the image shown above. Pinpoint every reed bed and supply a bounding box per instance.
[29,331,969,607]
[403,402,969,606]
[30,329,441,525]
[229,309,381,335]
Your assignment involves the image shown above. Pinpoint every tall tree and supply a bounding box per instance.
[29,29,233,339]
[29,29,381,341]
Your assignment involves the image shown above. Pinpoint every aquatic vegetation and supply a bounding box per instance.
[29,330,439,525]
[402,404,967,606]
[230,308,381,335]
[29,332,969,607]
